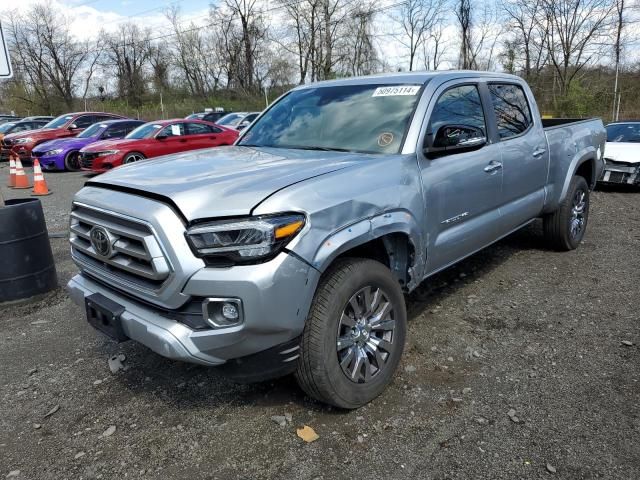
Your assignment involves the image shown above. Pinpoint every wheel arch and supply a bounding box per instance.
[310,210,424,292]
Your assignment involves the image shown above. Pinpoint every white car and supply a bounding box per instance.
[601,121,640,185]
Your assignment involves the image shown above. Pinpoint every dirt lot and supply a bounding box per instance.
[0,163,638,480]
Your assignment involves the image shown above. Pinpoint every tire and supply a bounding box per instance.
[543,175,590,251]
[123,152,145,164]
[63,150,81,171]
[295,258,407,409]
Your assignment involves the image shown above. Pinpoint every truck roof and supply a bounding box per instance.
[294,70,524,89]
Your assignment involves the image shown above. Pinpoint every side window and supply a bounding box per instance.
[427,85,486,151]
[14,123,32,132]
[211,126,223,134]
[186,122,213,135]
[125,123,142,135]
[103,124,127,139]
[159,123,185,137]
[74,115,95,129]
[488,84,533,139]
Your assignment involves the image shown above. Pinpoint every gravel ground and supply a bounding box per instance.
[1,163,639,480]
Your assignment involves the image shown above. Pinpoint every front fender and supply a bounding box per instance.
[311,209,425,283]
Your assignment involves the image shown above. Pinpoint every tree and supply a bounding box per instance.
[395,0,445,71]
[102,23,151,107]
[7,3,98,110]
[540,0,616,101]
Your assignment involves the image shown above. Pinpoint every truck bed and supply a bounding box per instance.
[542,118,598,129]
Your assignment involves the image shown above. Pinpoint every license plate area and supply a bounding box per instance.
[85,293,128,342]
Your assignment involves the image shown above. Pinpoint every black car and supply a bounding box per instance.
[186,111,229,123]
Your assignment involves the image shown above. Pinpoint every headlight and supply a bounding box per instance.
[15,137,33,144]
[44,149,63,156]
[97,150,119,156]
[186,213,305,262]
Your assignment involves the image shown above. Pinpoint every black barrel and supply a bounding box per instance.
[0,198,58,303]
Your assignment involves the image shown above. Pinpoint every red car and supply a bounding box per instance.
[79,119,239,173]
[1,112,124,164]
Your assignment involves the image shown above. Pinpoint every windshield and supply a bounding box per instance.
[238,84,424,154]
[78,123,107,138]
[606,123,640,143]
[43,114,74,129]
[126,123,163,139]
[186,113,204,119]
[217,113,245,126]
[0,123,16,133]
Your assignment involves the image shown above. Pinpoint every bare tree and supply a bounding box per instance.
[422,24,446,70]
[456,0,473,68]
[8,3,98,110]
[102,23,151,107]
[395,0,445,71]
[540,0,616,99]
[502,0,549,80]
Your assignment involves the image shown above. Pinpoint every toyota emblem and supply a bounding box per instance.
[90,226,112,257]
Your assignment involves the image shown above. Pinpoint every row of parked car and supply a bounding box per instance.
[0,110,260,173]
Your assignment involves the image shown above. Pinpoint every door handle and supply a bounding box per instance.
[179,139,187,143]
[532,148,546,158]
[484,161,502,173]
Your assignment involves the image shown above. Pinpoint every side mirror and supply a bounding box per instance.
[156,134,168,140]
[425,124,486,156]
[68,123,78,130]
[237,121,250,131]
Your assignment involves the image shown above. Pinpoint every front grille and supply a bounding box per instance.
[80,152,97,169]
[608,171,626,183]
[2,139,13,147]
[70,204,171,290]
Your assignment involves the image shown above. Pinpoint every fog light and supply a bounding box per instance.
[202,298,243,328]
[222,302,239,320]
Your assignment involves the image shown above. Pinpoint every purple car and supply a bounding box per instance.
[32,119,144,171]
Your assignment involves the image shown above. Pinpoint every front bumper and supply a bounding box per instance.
[33,154,64,170]
[67,251,320,366]
[600,160,640,185]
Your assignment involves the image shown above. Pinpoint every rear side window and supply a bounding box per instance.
[186,122,213,135]
[103,124,128,139]
[74,115,96,129]
[429,85,486,136]
[488,84,532,139]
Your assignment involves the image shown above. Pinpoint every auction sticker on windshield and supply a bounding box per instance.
[372,86,420,97]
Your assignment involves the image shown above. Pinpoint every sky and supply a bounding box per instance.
[0,0,214,41]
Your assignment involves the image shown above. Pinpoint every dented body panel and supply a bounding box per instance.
[66,71,605,368]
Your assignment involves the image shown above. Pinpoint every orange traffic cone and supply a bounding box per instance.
[31,159,52,196]
[8,155,16,187]
[13,157,31,189]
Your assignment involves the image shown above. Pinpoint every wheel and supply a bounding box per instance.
[295,258,407,409]
[63,150,81,171]
[543,175,590,250]
[123,152,145,164]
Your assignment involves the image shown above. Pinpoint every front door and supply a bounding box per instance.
[418,83,504,274]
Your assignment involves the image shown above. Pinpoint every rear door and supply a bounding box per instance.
[418,82,504,274]
[487,82,547,229]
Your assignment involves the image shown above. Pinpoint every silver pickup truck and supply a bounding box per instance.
[67,71,605,408]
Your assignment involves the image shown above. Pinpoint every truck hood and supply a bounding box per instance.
[87,146,367,220]
[604,142,640,164]
[82,138,143,152]
[33,136,95,153]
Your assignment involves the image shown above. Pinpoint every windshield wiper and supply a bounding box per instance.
[286,145,357,153]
